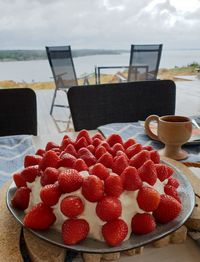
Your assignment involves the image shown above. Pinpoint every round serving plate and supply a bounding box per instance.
[6,159,195,254]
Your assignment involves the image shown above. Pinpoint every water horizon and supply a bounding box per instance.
[0,49,200,82]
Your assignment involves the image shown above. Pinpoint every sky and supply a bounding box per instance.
[0,0,200,50]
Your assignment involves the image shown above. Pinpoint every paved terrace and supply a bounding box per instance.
[35,80,200,135]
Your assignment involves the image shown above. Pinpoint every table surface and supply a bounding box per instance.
[1,131,200,262]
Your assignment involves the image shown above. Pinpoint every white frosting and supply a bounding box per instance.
[25,170,167,242]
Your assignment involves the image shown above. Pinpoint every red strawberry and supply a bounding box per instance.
[143,145,153,151]
[129,150,150,169]
[45,141,60,151]
[125,143,142,159]
[35,149,46,157]
[131,213,156,234]
[90,163,109,180]
[62,134,70,141]
[57,153,76,168]
[92,138,102,148]
[100,141,112,153]
[167,176,180,188]
[155,164,173,182]
[137,186,160,212]
[60,138,74,151]
[97,152,113,168]
[164,185,181,203]
[62,219,89,245]
[106,134,123,147]
[40,167,59,186]
[40,183,62,206]
[115,151,128,159]
[102,219,128,246]
[24,155,42,168]
[82,175,104,202]
[112,155,129,175]
[21,165,40,183]
[60,196,84,218]
[13,172,27,188]
[64,144,78,157]
[76,129,92,145]
[96,196,122,221]
[87,144,95,154]
[39,150,60,171]
[138,160,157,186]
[150,150,160,163]
[58,169,83,193]
[120,166,142,191]
[73,158,88,172]
[123,138,136,149]
[75,137,89,150]
[153,194,182,223]
[12,187,31,210]
[92,133,104,141]
[112,143,124,155]
[95,146,107,159]
[104,174,123,197]
[24,202,56,230]
[78,148,96,167]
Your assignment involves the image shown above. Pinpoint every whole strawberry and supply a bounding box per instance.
[155,164,174,182]
[153,194,182,223]
[82,175,104,202]
[120,166,142,191]
[106,134,123,147]
[137,186,160,212]
[21,165,40,183]
[61,196,84,218]
[104,174,123,197]
[138,160,157,186]
[13,172,27,188]
[24,202,56,230]
[62,219,89,245]
[167,176,180,188]
[57,153,77,168]
[40,183,62,206]
[129,150,150,169]
[96,196,122,221]
[131,213,156,234]
[102,219,128,246]
[164,185,181,203]
[39,150,60,171]
[12,187,31,210]
[40,167,59,186]
[58,169,83,193]
[90,163,110,180]
[24,154,42,168]
[112,155,129,175]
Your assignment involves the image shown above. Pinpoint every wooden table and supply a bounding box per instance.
[1,132,200,262]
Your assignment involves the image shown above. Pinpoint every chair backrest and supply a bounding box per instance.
[0,88,37,136]
[67,80,176,131]
[46,46,78,89]
[128,44,163,82]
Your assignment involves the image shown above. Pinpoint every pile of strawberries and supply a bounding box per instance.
[12,130,182,247]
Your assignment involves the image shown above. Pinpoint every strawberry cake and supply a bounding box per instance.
[11,130,182,247]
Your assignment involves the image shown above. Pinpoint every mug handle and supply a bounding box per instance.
[144,115,159,141]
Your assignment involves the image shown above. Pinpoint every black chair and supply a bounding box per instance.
[0,88,37,136]
[128,44,163,82]
[67,80,176,131]
[46,46,78,115]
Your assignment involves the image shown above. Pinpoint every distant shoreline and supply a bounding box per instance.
[0,49,129,62]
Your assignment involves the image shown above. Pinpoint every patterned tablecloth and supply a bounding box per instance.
[0,135,34,188]
[98,122,200,163]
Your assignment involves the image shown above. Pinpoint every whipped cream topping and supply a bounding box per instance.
[25,170,167,242]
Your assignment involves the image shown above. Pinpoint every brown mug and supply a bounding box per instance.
[145,115,192,160]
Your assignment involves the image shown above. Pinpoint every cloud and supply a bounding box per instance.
[0,0,200,49]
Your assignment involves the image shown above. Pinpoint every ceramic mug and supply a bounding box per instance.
[145,115,192,160]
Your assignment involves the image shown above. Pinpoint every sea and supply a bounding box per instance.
[0,49,200,82]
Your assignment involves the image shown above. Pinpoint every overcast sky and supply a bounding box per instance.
[1,0,200,50]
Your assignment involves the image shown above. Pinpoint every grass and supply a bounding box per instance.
[0,64,199,90]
